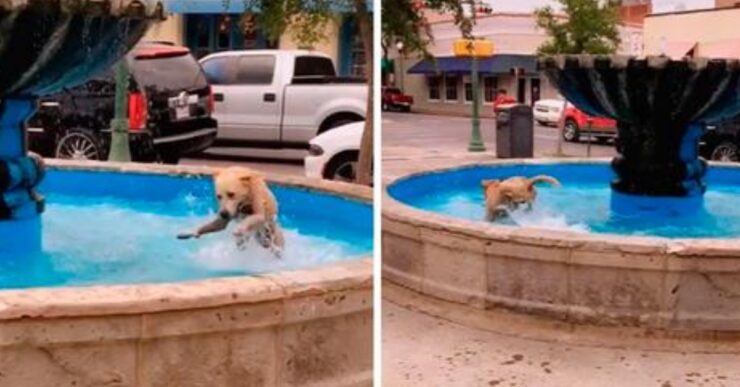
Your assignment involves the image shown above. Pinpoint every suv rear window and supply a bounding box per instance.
[294,56,336,78]
[130,53,207,90]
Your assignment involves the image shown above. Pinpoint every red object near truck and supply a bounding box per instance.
[560,105,617,143]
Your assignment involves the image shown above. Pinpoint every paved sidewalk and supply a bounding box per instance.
[383,288,740,387]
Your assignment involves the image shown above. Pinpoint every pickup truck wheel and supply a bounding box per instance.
[324,151,359,183]
[563,119,580,142]
[55,130,103,161]
[382,102,389,111]
[710,141,740,162]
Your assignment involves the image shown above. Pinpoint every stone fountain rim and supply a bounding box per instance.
[383,157,740,257]
[0,159,372,321]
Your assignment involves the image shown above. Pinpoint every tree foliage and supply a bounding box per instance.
[535,0,621,55]
[381,0,476,58]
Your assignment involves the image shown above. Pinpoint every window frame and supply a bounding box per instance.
[444,74,459,103]
[427,75,442,101]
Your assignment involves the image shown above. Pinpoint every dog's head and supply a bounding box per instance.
[213,167,263,219]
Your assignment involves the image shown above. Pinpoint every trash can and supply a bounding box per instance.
[496,104,534,158]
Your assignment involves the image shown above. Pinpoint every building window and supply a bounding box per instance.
[350,34,366,77]
[464,78,473,103]
[241,14,259,49]
[484,76,498,103]
[185,14,276,59]
[445,75,459,101]
[427,76,441,100]
[338,18,366,77]
[216,15,232,49]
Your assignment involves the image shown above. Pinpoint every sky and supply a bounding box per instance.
[482,0,715,13]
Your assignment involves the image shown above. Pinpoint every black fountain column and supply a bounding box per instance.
[539,55,740,214]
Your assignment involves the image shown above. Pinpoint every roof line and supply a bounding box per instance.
[647,5,740,18]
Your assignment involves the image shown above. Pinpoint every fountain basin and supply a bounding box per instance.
[383,159,740,333]
[0,160,372,386]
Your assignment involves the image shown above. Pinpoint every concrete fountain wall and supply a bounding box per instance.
[0,160,372,387]
[383,159,740,334]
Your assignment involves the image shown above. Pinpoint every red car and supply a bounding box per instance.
[561,105,617,143]
[382,87,414,112]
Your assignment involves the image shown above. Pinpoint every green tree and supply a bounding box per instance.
[382,0,475,60]
[535,0,621,55]
[231,0,374,185]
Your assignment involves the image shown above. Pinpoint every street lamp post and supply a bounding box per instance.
[468,54,485,152]
[454,1,492,152]
[396,41,405,92]
[108,60,131,162]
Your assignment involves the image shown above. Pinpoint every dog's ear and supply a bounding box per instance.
[481,179,499,188]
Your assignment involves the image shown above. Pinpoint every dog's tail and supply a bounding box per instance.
[528,175,561,187]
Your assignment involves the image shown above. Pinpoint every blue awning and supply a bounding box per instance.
[408,54,538,75]
[164,0,372,14]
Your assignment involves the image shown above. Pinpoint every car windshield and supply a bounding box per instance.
[131,53,207,91]
[386,88,402,94]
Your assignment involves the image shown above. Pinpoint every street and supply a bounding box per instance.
[383,111,616,158]
[382,111,617,178]
[181,153,305,177]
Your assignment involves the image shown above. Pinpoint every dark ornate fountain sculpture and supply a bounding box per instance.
[540,55,740,212]
[0,0,158,254]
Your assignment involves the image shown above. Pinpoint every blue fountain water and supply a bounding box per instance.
[0,169,372,290]
[388,163,740,239]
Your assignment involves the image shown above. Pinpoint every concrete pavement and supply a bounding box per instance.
[383,293,740,387]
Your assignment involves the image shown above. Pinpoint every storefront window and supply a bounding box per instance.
[351,34,366,77]
[427,76,441,100]
[241,14,258,48]
[445,75,458,101]
[484,76,498,103]
[217,15,232,49]
[186,14,275,59]
[464,79,473,102]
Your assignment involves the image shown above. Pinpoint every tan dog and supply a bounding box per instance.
[481,175,561,221]
[178,167,284,257]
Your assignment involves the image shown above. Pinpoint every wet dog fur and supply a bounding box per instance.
[178,167,284,257]
[481,175,561,221]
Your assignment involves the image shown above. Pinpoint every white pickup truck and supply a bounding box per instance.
[199,50,367,148]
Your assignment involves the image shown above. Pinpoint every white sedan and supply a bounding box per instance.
[533,99,567,126]
[305,121,363,182]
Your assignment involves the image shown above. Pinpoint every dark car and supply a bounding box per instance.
[382,87,413,112]
[700,119,740,162]
[27,42,217,164]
